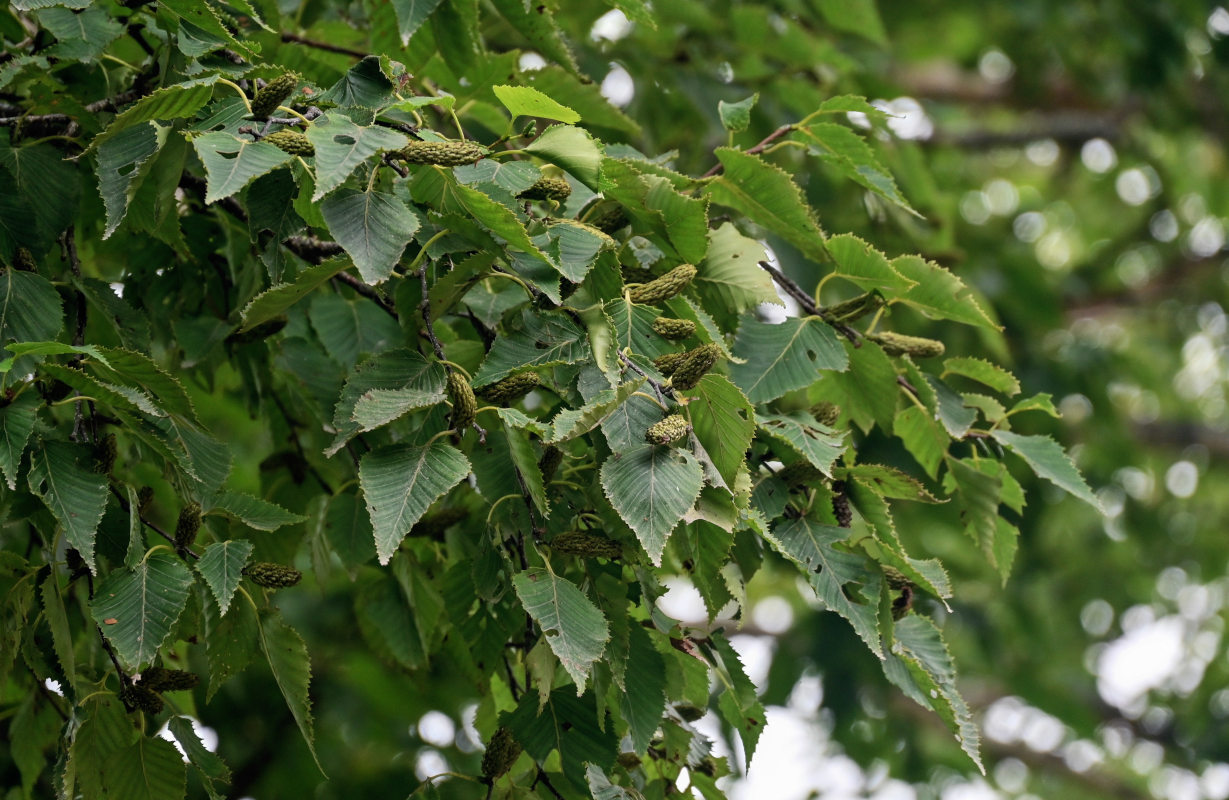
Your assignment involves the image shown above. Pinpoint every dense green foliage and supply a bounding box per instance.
[4,1,1224,799]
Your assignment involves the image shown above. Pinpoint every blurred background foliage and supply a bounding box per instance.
[6,1,1229,799]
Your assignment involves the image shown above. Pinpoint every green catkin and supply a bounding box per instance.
[447,371,477,433]
[869,331,946,359]
[551,531,622,559]
[653,352,687,377]
[538,445,563,483]
[13,247,36,271]
[140,667,200,692]
[645,414,689,445]
[251,73,298,119]
[395,140,486,166]
[477,372,540,405]
[244,562,303,588]
[174,502,201,550]
[590,203,630,235]
[481,727,522,781]
[519,176,572,202]
[812,402,841,427]
[262,129,315,156]
[627,264,697,305]
[670,342,721,391]
[120,684,163,715]
[651,317,696,340]
[824,291,886,323]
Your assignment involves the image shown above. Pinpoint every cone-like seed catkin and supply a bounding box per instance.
[824,291,885,323]
[831,480,853,528]
[883,566,910,591]
[174,502,201,550]
[590,203,629,235]
[251,73,298,119]
[137,486,155,515]
[263,129,315,156]
[645,414,689,445]
[616,752,642,769]
[518,176,572,202]
[477,372,540,405]
[141,667,200,692]
[13,247,36,271]
[244,562,302,588]
[538,445,563,483]
[551,531,622,559]
[94,434,117,474]
[481,727,522,781]
[869,331,945,359]
[628,264,696,305]
[447,371,477,433]
[396,140,486,166]
[776,461,823,488]
[670,343,721,391]
[651,317,696,340]
[653,352,686,377]
[120,684,164,715]
[812,402,841,427]
[674,704,706,722]
[892,584,915,620]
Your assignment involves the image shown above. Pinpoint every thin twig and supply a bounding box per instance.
[334,270,397,317]
[618,350,673,403]
[534,769,566,800]
[280,31,366,59]
[108,485,199,559]
[419,268,447,361]
[701,123,796,177]
[759,261,861,344]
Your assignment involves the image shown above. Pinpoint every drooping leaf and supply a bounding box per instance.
[167,716,231,785]
[86,76,221,155]
[601,445,704,564]
[0,269,64,353]
[708,633,766,765]
[718,93,758,133]
[513,568,609,690]
[473,310,591,385]
[523,124,605,191]
[502,689,618,791]
[205,491,306,531]
[825,234,915,292]
[320,188,421,284]
[942,357,1021,396]
[90,552,195,670]
[360,441,471,564]
[620,623,666,753]
[688,375,755,488]
[101,736,187,800]
[327,348,445,455]
[0,392,38,490]
[392,0,445,44]
[766,517,883,658]
[729,315,847,403]
[891,255,1000,330]
[27,441,108,574]
[307,114,409,200]
[195,539,254,616]
[547,378,645,443]
[257,610,325,775]
[192,133,292,203]
[757,411,846,477]
[992,430,1101,510]
[806,124,919,216]
[694,223,779,315]
[239,257,349,331]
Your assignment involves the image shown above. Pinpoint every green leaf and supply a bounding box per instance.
[545,221,614,283]
[321,57,394,109]
[489,0,580,76]
[502,689,618,791]
[0,269,64,354]
[95,124,163,238]
[205,491,306,531]
[65,694,135,800]
[326,349,444,456]
[102,736,187,800]
[728,315,847,403]
[505,424,549,517]
[195,539,253,616]
[891,255,1000,330]
[601,445,704,564]
[160,0,250,56]
[450,180,550,262]
[521,65,641,137]
[356,571,425,670]
[473,310,591,386]
[239,257,349,331]
[360,441,471,564]
[620,623,666,753]
[306,114,409,200]
[168,716,231,784]
[942,357,1020,396]
[547,378,645,443]
[0,342,107,373]
[392,0,444,44]
[814,0,888,45]
[894,405,947,479]
[28,441,107,575]
[694,222,779,315]
[192,133,291,204]
[843,464,940,502]
[454,158,541,195]
[824,339,897,434]
[86,76,220,155]
[703,148,827,264]
[257,610,325,775]
[90,552,195,670]
[41,570,75,694]
[766,518,883,658]
[688,375,755,488]
[204,594,259,700]
[1008,393,1060,418]
[992,430,1101,510]
[806,123,919,216]
[513,568,609,690]
[323,492,377,570]
[321,188,421,284]
[493,84,581,123]
[757,412,846,477]
[89,347,197,420]
[708,633,766,765]
[825,234,915,293]
[884,614,983,772]
[523,124,605,192]
[926,375,977,438]
[588,765,646,800]
[718,93,758,133]
[309,293,402,370]
[0,392,38,490]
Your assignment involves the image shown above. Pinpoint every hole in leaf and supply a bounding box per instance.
[219,151,240,160]
[333,135,357,145]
